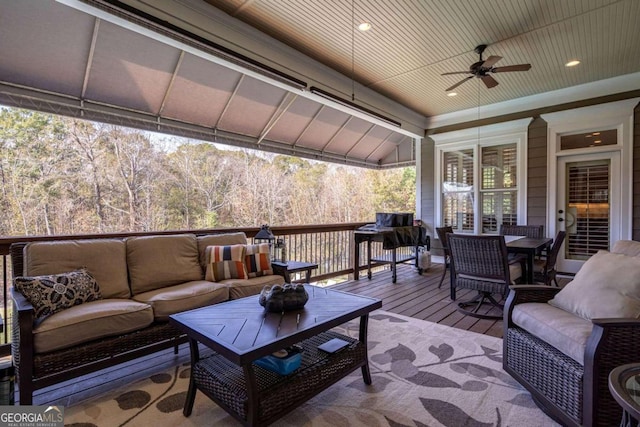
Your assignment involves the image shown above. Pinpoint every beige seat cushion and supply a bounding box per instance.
[222,275,285,299]
[532,258,545,273]
[127,234,203,295]
[133,280,229,320]
[197,232,248,269]
[23,239,130,299]
[33,299,153,354]
[512,302,593,365]
[548,250,640,320]
[508,263,522,282]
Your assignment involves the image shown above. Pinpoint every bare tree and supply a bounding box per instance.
[107,128,159,231]
[64,119,109,232]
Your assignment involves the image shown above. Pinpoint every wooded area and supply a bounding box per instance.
[0,108,416,236]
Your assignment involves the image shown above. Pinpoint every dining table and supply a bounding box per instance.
[505,236,553,283]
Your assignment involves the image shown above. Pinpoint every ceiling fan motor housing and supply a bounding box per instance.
[470,61,489,75]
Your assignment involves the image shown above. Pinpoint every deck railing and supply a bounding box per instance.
[0,222,417,347]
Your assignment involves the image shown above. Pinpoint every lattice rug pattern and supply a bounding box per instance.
[64,311,559,426]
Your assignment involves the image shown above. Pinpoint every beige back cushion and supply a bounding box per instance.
[23,239,130,299]
[127,234,203,295]
[611,240,640,257]
[548,250,640,320]
[197,232,248,268]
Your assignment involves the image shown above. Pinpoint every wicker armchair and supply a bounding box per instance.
[447,234,522,319]
[499,224,544,238]
[504,285,640,426]
[435,226,453,289]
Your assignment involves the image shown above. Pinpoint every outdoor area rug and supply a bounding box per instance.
[64,310,558,427]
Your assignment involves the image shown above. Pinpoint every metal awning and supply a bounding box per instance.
[0,0,419,168]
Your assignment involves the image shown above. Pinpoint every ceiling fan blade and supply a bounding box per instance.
[492,64,531,72]
[481,55,502,68]
[446,76,474,92]
[441,71,471,76]
[481,75,499,89]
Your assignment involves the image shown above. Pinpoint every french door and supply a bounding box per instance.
[556,152,620,273]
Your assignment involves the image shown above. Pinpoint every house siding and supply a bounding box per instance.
[634,103,640,240]
[421,137,436,248]
[527,117,548,230]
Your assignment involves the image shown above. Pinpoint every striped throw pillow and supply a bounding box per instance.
[245,243,273,278]
[206,245,248,281]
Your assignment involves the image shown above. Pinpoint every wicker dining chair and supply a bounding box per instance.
[532,230,566,286]
[447,234,522,319]
[499,224,544,239]
[435,226,453,289]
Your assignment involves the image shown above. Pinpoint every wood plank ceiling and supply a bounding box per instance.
[205,0,640,116]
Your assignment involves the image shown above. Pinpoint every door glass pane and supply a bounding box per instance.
[565,160,610,260]
[442,150,474,232]
[560,129,616,150]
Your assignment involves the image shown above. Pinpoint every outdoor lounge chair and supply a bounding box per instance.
[435,226,453,289]
[504,240,640,426]
[448,234,522,319]
[499,224,544,239]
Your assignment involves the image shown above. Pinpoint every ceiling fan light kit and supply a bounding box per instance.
[442,44,532,92]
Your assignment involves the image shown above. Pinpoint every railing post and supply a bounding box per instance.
[350,230,356,280]
[2,255,6,344]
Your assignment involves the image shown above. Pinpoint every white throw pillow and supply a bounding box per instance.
[611,240,640,257]
[548,250,640,320]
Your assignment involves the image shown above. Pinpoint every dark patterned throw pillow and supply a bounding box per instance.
[14,268,102,318]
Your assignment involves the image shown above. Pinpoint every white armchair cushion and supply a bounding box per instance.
[512,302,592,364]
[548,250,640,320]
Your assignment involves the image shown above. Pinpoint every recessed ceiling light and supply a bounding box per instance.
[594,140,602,144]
[447,92,457,97]
[592,132,600,135]
[565,60,581,67]
[358,22,372,32]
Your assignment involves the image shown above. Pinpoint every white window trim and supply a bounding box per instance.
[431,118,532,233]
[542,98,639,243]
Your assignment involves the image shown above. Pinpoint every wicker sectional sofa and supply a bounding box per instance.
[10,231,284,404]
[504,240,640,427]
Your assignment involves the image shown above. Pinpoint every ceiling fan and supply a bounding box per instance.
[442,44,531,92]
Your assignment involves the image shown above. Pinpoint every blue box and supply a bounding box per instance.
[254,348,302,375]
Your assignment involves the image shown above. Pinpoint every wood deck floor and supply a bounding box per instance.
[333,262,505,338]
[32,262,566,408]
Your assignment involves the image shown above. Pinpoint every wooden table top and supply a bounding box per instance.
[169,285,381,365]
[505,237,553,251]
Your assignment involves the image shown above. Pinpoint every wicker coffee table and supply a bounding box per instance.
[169,285,381,427]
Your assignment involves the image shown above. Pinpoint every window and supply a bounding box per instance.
[560,129,616,150]
[481,144,518,233]
[432,119,529,235]
[442,150,474,231]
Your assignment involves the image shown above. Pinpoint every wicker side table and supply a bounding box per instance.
[609,363,640,427]
[191,331,364,426]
